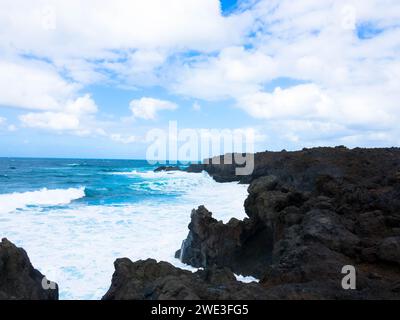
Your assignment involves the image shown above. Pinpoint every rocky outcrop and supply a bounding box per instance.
[177,147,400,299]
[103,257,400,300]
[175,206,272,278]
[0,238,58,300]
[154,166,182,172]
[187,147,400,187]
[102,258,271,300]
[103,147,400,300]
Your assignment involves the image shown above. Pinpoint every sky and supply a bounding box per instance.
[0,0,399,159]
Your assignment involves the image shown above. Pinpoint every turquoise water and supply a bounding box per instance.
[0,158,249,299]
[0,158,189,205]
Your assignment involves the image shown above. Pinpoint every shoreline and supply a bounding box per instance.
[0,168,248,300]
[1,147,400,300]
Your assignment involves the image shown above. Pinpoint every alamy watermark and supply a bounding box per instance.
[341,265,356,290]
[145,121,255,175]
[41,276,57,291]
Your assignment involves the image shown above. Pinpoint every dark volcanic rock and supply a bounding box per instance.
[102,258,270,300]
[0,238,58,300]
[176,147,400,299]
[103,257,400,300]
[105,147,400,300]
[154,166,182,172]
[175,206,273,277]
[187,147,400,188]
[378,237,400,265]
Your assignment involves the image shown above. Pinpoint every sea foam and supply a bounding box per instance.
[0,171,248,300]
[0,187,85,214]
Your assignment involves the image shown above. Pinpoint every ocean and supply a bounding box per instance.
[0,158,249,299]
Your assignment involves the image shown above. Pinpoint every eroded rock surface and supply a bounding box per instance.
[177,147,400,299]
[175,206,272,278]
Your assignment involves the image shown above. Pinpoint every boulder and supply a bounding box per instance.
[0,238,58,300]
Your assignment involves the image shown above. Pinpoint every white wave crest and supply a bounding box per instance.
[0,187,85,214]
[1,170,248,299]
[109,169,193,178]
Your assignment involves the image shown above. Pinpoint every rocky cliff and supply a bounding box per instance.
[175,147,400,299]
[103,147,400,299]
[0,238,59,300]
[187,147,400,187]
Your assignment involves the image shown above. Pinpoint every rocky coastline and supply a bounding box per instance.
[114,147,400,300]
[176,147,400,299]
[1,147,400,300]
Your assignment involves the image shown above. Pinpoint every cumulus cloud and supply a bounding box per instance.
[1,0,250,53]
[1,0,400,148]
[173,46,277,100]
[0,59,78,111]
[170,0,400,146]
[20,112,80,131]
[19,94,98,132]
[130,97,178,120]
[237,84,327,120]
[0,0,251,110]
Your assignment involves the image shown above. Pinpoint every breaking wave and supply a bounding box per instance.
[0,187,86,214]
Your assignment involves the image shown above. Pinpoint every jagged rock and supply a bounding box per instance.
[176,148,400,299]
[102,258,271,300]
[103,257,400,300]
[175,206,272,277]
[302,209,360,255]
[186,147,400,189]
[154,166,182,172]
[0,238,58,300]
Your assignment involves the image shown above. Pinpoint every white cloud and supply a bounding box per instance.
[0,0,250,54]
[7,124,17,132]
[238,83,396,126]
[19,94,98,132]
[173,46,277,100]
[65,94,98,115]
[130,97,178,120]
[237,84,328,120]
[192,102,202,111]
[1,0,400,149]
[170,0,400,146]
[0,117,18,132]
[20,112,80,131]
[0,0,252,111]
[0,59,78,111]
[110,133,136,144]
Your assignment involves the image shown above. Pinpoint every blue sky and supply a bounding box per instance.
[0,0,399,159]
